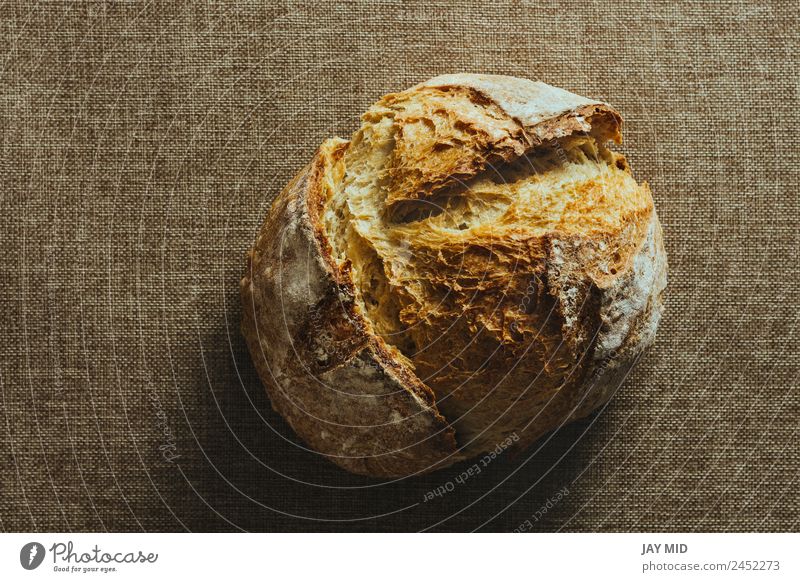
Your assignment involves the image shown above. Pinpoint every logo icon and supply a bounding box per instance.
[20,542,45,570]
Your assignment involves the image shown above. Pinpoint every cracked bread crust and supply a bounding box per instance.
[241,74,667,477]
[241,144,459,478]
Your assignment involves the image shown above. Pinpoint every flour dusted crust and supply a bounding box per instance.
[241,74,667,477]
[240,146,458,477]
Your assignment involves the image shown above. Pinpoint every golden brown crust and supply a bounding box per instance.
[242,74,667,477]
[417,73,622,147]
[241,145,458,478]
[379,75,622,208]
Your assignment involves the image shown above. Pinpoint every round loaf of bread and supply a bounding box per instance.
[241,74,667,478]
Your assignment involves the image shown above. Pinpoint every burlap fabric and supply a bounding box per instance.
[1,1,797,532]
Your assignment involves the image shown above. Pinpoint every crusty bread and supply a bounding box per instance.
[241,74,667,478]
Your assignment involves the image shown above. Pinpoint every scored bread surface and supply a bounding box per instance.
[241,74,667,478]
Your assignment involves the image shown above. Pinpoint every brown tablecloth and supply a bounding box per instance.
[1,0,797,532]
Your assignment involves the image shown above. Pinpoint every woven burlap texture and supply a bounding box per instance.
[1,1,797,532]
